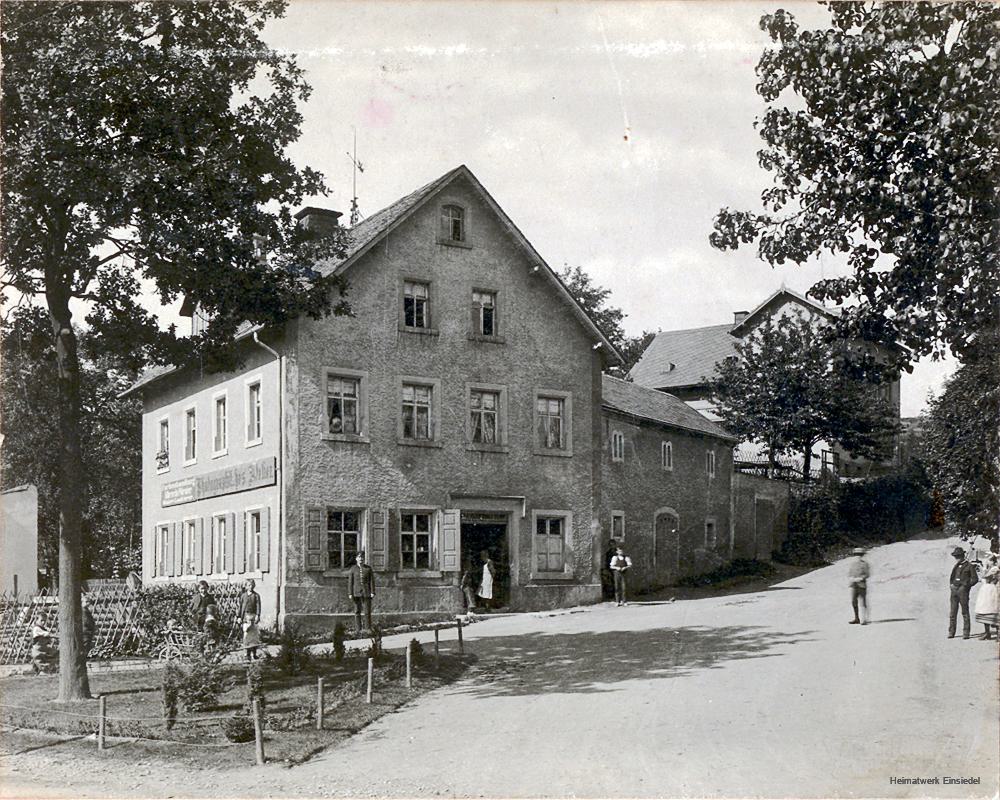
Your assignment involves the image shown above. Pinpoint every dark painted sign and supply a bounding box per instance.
[161,457,275,507]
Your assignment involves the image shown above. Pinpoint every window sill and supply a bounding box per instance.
[211,449,228,460]
[399,326,440,337]
[397,570,444,579]
[156,466,171,475]
[245,439,263,449]
[321,433,371,445]
[528,573,576,583]
[322,569,355,578]
[466,333,506,344]
[466,443,509,454]
[183,458,198,468]
[435,238,472,250]
[533,448,573,459]
[397,438,443,449]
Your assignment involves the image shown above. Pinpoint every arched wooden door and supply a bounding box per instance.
[654,508,680,587]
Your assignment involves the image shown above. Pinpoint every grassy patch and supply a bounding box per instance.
[677,559,777,588]
[0,650,472,769]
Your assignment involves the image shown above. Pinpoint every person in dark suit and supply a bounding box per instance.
[948,546,979,639]
[189,580,216,631]
[348,552,375,633]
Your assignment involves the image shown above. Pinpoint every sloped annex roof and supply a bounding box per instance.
[601,374,736,442]
[628,323,736,390]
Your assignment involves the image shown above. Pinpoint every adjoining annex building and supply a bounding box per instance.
[126,166,737,628]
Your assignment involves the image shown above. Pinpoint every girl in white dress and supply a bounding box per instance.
[974,554,999,640]
[477,550,495,611]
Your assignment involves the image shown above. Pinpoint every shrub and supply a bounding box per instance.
[332,622,347,661]
[219,715,255,743]
[178,654,229,711]
[243,661,266,716]
[409,638,425,665]
[275,621,311,675]
[161,662,181,729]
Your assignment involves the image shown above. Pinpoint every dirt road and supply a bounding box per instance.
[2,534,997,798]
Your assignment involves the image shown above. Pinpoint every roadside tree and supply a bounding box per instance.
[1,1,350,700]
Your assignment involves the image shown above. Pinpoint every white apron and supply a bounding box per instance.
[478,562,494,600]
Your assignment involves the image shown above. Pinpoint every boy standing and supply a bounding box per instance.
[847,547,870,625]
[610,547,632,607]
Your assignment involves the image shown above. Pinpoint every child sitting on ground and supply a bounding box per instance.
[31,614,56,674]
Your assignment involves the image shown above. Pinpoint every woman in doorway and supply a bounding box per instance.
[478,550,495,612]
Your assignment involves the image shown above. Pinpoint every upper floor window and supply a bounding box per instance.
[441,204,465,243]
[706,449,716,479]
[537,396,566,450]
[327,376,360,435]
[246,380,262,445]
[184,408,197,464]
[402,383,434,440]
[403,280,430,329]
[212,394,227,456]
[472,290,497,336]
[400,512,431,570]
[470,389,499,444]
[661,441,673,471]
[611,431,625,462]
[157,418,170,471]
[327,509,361,570]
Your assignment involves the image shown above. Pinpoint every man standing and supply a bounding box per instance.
[610,546,632,607]
[847,547,870,625]
[348,551,375,634]
[948,546,978,639]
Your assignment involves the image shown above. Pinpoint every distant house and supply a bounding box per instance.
[630,287,901,478]
[0,484,39,595]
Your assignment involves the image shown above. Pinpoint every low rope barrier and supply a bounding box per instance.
[0,703,226,724]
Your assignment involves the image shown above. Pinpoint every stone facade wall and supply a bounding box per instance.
[599,409,734,595]
[732,473,790,560]
[282,174,607,622]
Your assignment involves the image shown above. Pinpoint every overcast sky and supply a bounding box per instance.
[255,0,954,416]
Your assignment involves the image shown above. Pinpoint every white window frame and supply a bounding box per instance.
[321,368,369,443]
[154,522,171,579]
[533,390,573,458]
[611,510,626,542]
[211,390,228,458]
[244,505,264,576]
[245,375,263,447]
[397,376,443,447]
[530,509,574,579]
[705,517,718,549]
[661,440,673,471]
[611,430,625,462]
[183,405,197,466]
[181,516,199,578]
[398,508,437,572]
[706,449,716,479]
[156,416,170,474]
[210,513,231,576]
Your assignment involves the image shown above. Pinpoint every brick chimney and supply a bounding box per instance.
[295,206,343,236]
[733,310,750,325]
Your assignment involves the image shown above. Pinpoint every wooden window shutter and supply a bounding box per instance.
[202,518,212,575]
[172,523,183,576]
[166,525,176,577]
[304,505,324,571]
[440,509,461,572]
[260,507,271,573]
[195,518,205,575]
[386,509,400,571]
[152,526,160,578]
[225,513,236,574]
[368,509,388,571]
[235,511,246,574]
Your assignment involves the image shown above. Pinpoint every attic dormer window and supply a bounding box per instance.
[441,204,465,243]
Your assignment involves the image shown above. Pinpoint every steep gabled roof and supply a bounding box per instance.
[628,323,736,390]
[730,286,837,336]
[601,374,736,442]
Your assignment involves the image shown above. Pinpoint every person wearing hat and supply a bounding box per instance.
[847,547,870,625]
[948,546,979,639]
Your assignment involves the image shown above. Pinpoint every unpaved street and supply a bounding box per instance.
[2,534,997,798]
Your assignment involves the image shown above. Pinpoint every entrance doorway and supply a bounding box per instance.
[460,514,510,608]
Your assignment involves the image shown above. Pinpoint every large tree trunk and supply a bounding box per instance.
[802,443,813,485]
[767,437,778,479]
[49,302,91,702]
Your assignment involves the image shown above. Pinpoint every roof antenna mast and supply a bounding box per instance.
[347,127,365,227]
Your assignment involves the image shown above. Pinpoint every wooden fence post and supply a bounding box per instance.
[366,657,374,704]
[252,699,265,765]
[457,618,464,654]
[97,695,106,752]
[405,640,412,689]
[434,628,440,668]
[316,677,324,730]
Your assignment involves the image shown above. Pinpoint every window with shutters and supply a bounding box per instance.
[155,523,170,578]
[212,514,228,574]
[183,519,198,575]
[661,441,673,471]
[246,378,263,446]
[183,406,197,465]
[611,430,625,462]
[246,509,262,572]
[327,509,361,570]
[534,391,572,456]
[400,512,432,570]
[212,392,228,457]
[534,514,567,574]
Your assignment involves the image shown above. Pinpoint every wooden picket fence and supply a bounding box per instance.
[0,582,247,665]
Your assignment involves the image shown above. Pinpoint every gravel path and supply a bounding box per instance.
[2,533,996,798]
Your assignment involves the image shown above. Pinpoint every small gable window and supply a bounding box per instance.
[611,431,625,462]
[441,205,465,243]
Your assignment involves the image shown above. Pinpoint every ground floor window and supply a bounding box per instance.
[611,511,625,542]
[212,514,228,573]
[156,524,170,576]
[183,519,197,575]
[535,516,565,572]
[327,509,361,569]
[401,511,431,569]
